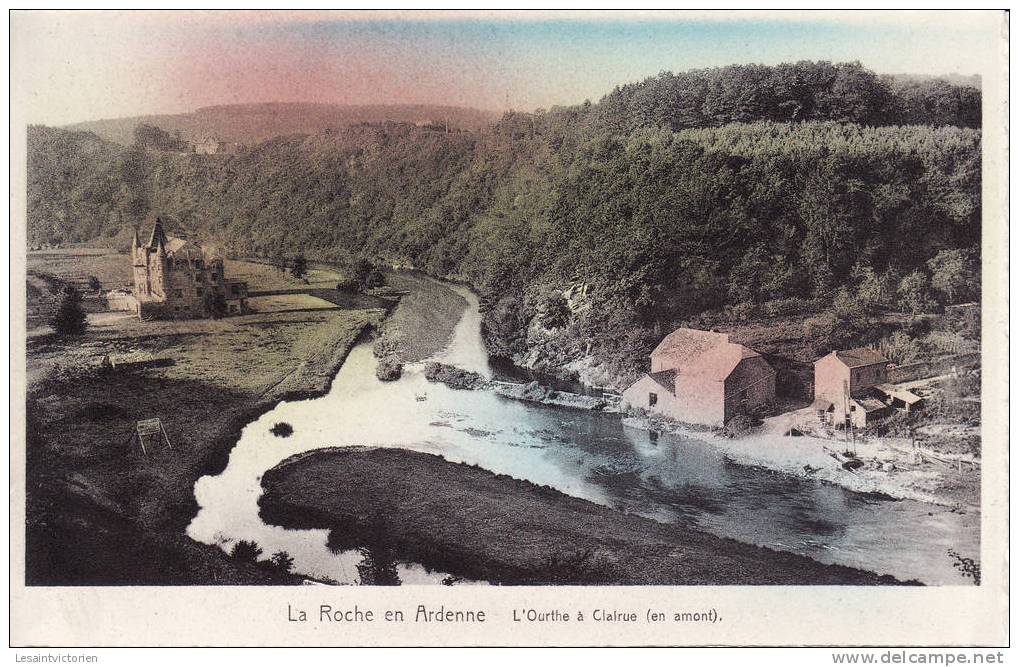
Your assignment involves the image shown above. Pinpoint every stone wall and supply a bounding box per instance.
[887,352,981,383]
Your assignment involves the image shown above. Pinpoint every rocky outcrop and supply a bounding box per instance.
[423,362,487,390]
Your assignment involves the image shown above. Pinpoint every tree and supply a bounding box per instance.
[351,257,385,292]
[230,540,263,563]
[291,254,308,280]
[898,271,935,315]
[269,551,295,574]
[203,291,227,319]
[87,275,101,292]
[927,249,977,305]
[356,545,401,586]
[132,123,188,151]
[51,286,87,336]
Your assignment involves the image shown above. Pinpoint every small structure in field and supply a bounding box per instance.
[812,348,923,428]
[125,217,249,319]
[128,418,173,455]
[621,328,776,427]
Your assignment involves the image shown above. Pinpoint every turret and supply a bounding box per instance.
[148,217,168,253]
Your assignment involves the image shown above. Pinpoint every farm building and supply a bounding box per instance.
[622,328,776,427]
[118,217,249,319]
[813,348,922,428]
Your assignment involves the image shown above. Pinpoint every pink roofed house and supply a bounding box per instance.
[622,328,776,427]
[812,348,920,429]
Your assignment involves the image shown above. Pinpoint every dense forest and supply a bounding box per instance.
[63,102,499,145]
[27,61,981,385]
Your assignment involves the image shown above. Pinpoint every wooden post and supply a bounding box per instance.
[160,422,173,450]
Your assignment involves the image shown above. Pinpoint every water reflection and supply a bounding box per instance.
[188,287,978,585]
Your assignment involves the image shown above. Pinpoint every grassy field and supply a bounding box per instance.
[24,249,386,584]
[259,447,910,586]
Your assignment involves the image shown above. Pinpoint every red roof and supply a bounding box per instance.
[651,327,762,381]
[832,348,888,368]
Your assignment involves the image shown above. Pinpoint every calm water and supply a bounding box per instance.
[187,286,978,585]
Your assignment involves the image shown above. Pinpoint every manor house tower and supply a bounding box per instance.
[130,217,248,319]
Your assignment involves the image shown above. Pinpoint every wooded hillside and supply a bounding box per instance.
[27,61,982,384]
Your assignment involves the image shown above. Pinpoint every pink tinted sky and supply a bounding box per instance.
[11,10,1002,126]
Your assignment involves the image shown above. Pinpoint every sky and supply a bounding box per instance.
[11,10,1004,126]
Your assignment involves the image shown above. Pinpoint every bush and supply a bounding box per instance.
[51,286,87,336]
[877,331,923,365]
[351,257,385,292]
[724,413,755,438]
[231,539,263,562]
[270,422,293,438]
[375,356,403,381]
[268,551,295,574]
[372,336,398,359]
[898,271,936,315]
[723,302,757,322]
[537,292,571,329]
[356,545,401,586]
[760,297,820,318]
[203,291,227,319]
[423,362,486,389]
[291,254,308,279]
[87,275,101,292]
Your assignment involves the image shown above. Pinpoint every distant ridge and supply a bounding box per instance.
[63,102,501,145]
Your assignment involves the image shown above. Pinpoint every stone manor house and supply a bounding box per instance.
[113,217,249,319]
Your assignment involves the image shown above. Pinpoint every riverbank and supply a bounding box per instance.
[25,249,385,584]
[372,272,468,363]
[622,412,980,511]
[259,447,911,585]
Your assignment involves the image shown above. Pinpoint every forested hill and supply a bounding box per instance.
[63,103,499,145]
[590,62,980,133]
[28,61,982,386]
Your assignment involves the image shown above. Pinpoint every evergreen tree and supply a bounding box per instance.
[291,253,308,279]
[51,286,87,336]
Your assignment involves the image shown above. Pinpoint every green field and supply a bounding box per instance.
[24,249,385,584]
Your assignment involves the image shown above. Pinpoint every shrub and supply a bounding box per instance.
[760,297,820,318]
[291,254,308,279]
[948,549,981,585]
[203,291,228,319]
[877,331,924,365]
[537,292,571,329]
[724,302,757,322]
[51,286,87,336]
[898,271,936,315]
[270,422,294,438]
[724,413,755,438]
[87,275,101,292]
[356,545,401,586]
[269,551,295,574]
[928,249,978,305]
[351,257,385,292]
[372,336,398,359]
[375,356,403,381]
[231,539,263,562]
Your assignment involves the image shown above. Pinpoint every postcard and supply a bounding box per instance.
[9,9,1009,648]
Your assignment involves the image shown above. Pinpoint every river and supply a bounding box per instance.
[187,285,979,585]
